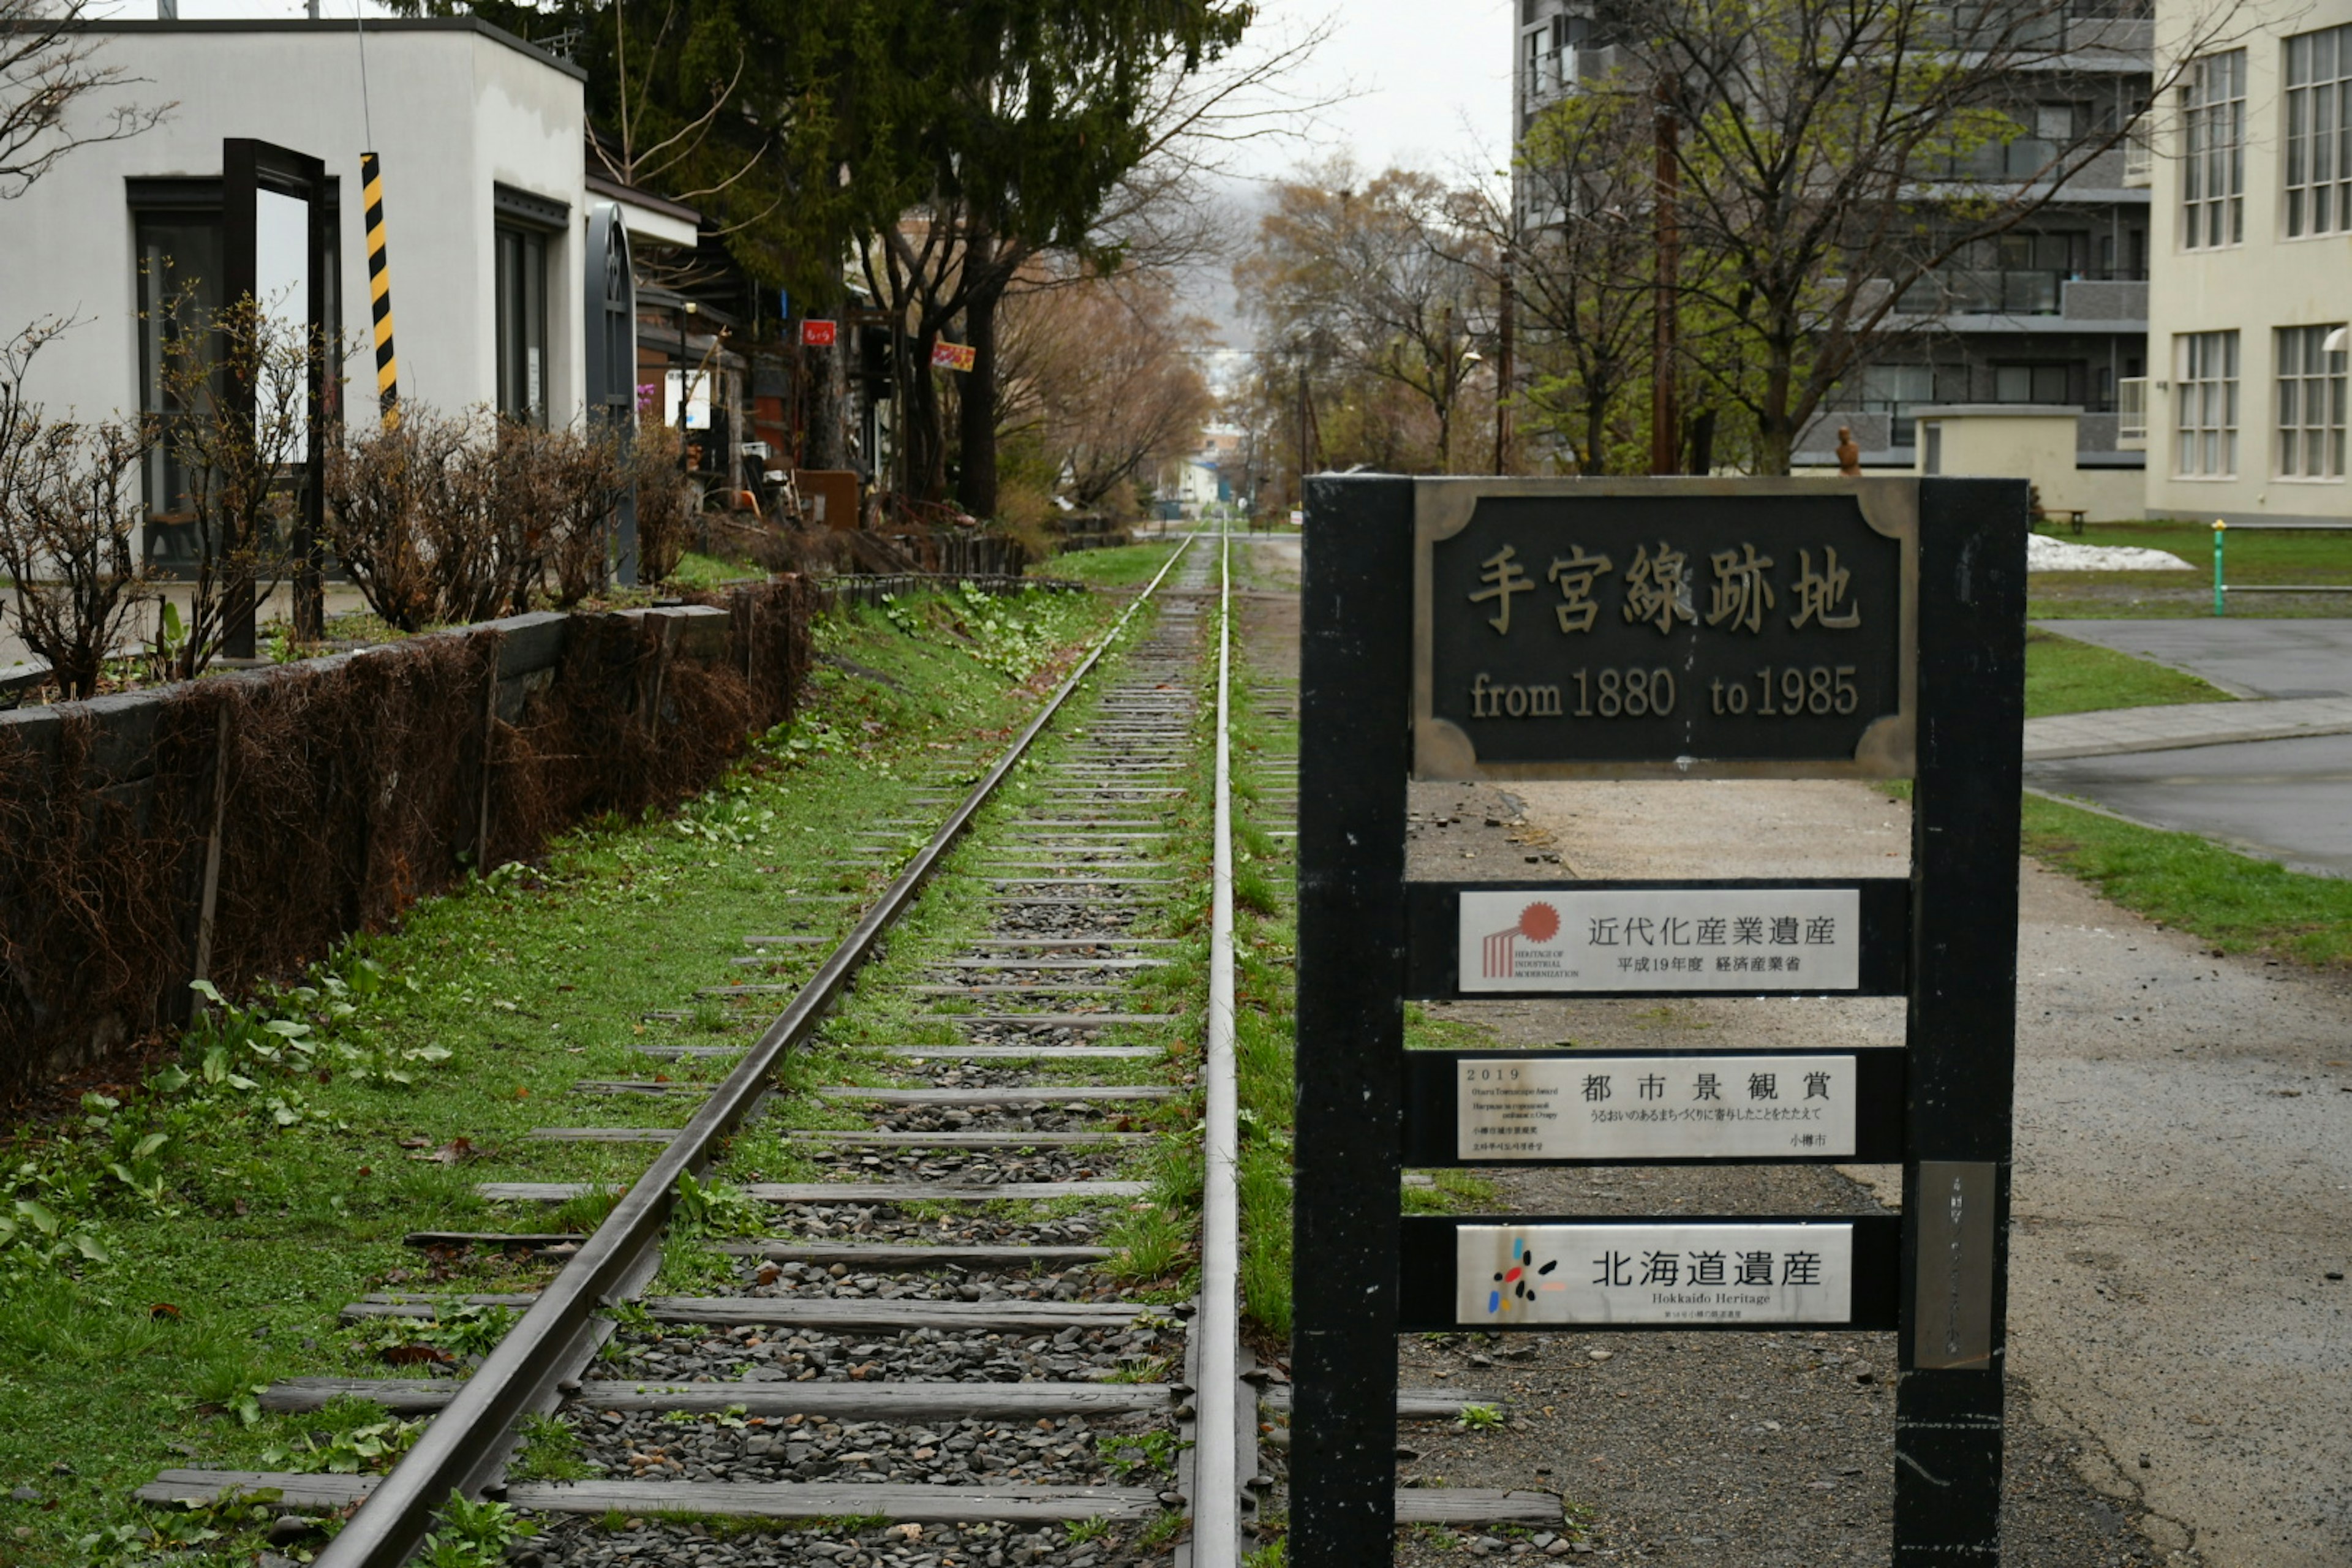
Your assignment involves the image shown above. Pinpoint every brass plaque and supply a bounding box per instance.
[1413,478,1918,780]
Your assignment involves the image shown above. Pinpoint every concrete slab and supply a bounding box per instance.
[2037,617,2352,699]
[2027,731,2352,876]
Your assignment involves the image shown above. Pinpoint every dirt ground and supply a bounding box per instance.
[1238,535,2352,1567]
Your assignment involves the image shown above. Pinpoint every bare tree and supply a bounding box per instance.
[995,265,1215,511]
[0,0,168,200]
[1460,79,1659,474]
[1601,0,2245,470]
[0,323,156,698]
[1235,161,1498,473]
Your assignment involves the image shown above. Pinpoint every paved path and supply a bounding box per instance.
[2027,731,2352,875]
[1469,777,2352,1567]
[2022,695,2352,761]
[2037,618,2352,699]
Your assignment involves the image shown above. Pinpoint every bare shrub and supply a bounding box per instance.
[323,407,471,633]
[539,425,623,608]
[156,293,315,678]
[0,323,157,698]
[630,421,692,584]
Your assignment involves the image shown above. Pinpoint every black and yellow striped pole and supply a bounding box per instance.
[361,151,398,422]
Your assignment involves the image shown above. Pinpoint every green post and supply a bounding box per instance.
[2213,521,2227,616]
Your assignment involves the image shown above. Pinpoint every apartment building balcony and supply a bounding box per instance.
[1892,271,2147,331]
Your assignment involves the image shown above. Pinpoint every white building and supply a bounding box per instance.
[0,18,698,557]
[2144,0,2352,521]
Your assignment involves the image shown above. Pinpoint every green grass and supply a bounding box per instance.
[1045,537,1188,587]
[1227,612,1300,1341]
[2024,792,2352,967]
[665,551,767,589]
[2023,627,2233,717]
[2030,519,2352,619]
[0,583,1131,1567]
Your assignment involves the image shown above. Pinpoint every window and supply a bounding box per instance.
[1994,363,2075,402]
[2182,50,2245,248]
[135,209,224,533]
[2285,25,2352,236]
[2175,331,2239,476]
[494,224,549,426]
[130,181,340,545]
[1855,363,1934,446]
[2277,325,2348,478]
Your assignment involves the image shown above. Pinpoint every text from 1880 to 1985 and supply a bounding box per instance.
[1418,492,1913,774]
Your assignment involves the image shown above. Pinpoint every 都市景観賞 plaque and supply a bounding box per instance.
[1412,481,1917,778]
[1456,1053,1859,1162]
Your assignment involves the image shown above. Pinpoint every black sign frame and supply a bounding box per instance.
[1291,475,2025,1567]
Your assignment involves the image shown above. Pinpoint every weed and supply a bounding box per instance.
[1099,1430,1188,1479]
[259,1406,426,1473]
[510,1411,593,1483]
[1142,1509,1188,1547]
[673,1171,767,1238]
[1066,1516,1116,1544]
[417,1491,537,1568]
[1457,1403,1505,1431]
[1243,1540,1289,1568]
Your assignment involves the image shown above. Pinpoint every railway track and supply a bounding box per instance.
[130,540,1250,1568]
[129,534,1563,1567]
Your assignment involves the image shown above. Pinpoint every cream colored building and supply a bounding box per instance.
[2144,0,2352,521]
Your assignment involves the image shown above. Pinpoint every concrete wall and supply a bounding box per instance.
[0,20,584,430]
[1912,405,2148,520]
[2147,0,2352,522]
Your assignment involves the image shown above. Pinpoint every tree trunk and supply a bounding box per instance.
[804,334,847,471]
[1756,320,1800,476]
[957,230,1001,520]
[906,333,948,501]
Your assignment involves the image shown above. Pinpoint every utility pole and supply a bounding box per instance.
[1649,77,1680,477]
[1494,249,1517,475]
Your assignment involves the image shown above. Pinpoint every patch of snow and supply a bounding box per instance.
[2027,533,2192,572]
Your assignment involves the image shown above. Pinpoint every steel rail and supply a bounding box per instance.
[1193,527,1242,1566]
[316,537,1200,1568]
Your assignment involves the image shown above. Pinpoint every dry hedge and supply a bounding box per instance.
[0,577,815,1104]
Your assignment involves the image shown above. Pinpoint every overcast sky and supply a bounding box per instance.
[1223,0,1517,186]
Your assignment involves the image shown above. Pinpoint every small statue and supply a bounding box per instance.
[1835,426,1862,477]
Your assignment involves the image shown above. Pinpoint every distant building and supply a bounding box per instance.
[1511,0,2154,489]
[2142,0,2352,522]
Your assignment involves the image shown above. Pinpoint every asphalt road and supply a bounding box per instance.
[2036,619,2352,699]
[2026,732,2352,876]
[2028,619,2352,873]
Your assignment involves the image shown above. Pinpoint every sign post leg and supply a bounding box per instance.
[1896,477,2027,1562]
[1292,475,1412,1566]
